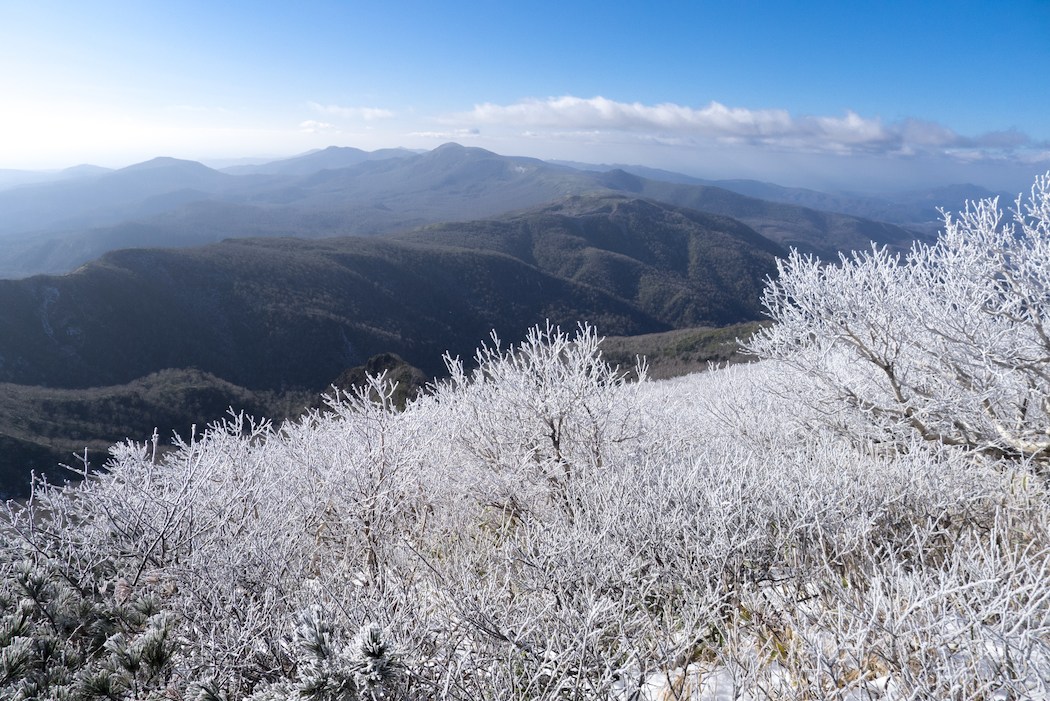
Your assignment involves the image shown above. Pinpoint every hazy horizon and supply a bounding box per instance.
[2,1,1048,192]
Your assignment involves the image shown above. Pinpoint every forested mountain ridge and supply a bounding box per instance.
[591,169,925,256]
[0,195,784,392]
[0,143,923,278]
[220,144,419,175]
[392,194,784,326]
[0,193,783,496]
[555,159,1010,233]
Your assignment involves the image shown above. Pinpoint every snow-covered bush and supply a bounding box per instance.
[0,317,1047,699]
[429,322,647,519]
[747,173,1050,468]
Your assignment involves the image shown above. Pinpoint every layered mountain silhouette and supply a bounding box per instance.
[0,144,925,278]
[553,160,1009,234]
[0,164,113,191]
[221,145,419,176]
[0,158,237,237]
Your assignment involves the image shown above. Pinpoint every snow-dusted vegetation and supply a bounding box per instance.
[2,177,1050,700]
[749,173,1050,466]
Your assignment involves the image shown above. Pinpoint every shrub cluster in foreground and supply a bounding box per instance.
[1,324,1046,700]
[2,176,1049,699]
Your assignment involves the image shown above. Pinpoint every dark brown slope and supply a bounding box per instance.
[0,237,660,390]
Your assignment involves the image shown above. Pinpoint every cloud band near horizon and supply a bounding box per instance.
[456,96,1048,164]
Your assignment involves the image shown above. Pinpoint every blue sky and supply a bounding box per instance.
[1,0,1047,190]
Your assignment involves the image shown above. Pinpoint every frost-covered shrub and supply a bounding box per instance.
[1,321,1048,699]
[229,608,402,701]
[748,173,1050,468]
[428,321,647,520]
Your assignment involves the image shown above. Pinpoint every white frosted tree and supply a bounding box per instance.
[747,173,1050,468]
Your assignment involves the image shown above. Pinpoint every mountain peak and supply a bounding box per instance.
[427,142,498,158]
[61,164,111,177]
[320,145,365,155]
[592,168,646,194]
[119,157,214,173]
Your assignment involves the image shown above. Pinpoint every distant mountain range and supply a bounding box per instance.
[678,179,1011,232]
[220,145,420,176]
[0,164,113,191]
[0,195,784,390]
[552,159,1013,234]
[0,143,930,278]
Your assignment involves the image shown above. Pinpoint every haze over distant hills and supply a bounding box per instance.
[0,143,933,279]
[220,145,420,176]
[554,159,1013,235]
[0,164,114,192]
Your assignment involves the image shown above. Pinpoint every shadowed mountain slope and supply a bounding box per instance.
[0,369,312,499]
[0,196,782,391]
[393,194,784,327]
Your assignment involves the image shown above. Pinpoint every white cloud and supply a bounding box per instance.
[468,96,794,137]
[299,120,335,133]
[963,129,1030,149]
[309,102,395,121]
[457,96,1043,162]
[1019,150,1050,165]
[408,127,480,140]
